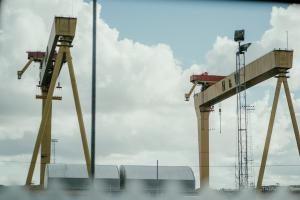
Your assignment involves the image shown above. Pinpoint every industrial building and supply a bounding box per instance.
[45,164,120,192]
[120,165,195,193]
[44,164,195,193]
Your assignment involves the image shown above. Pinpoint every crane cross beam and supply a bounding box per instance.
[40,17,76,88]
[194,50,293,107]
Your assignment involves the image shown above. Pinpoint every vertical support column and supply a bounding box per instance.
[66,48,91,175]
[256,78,282,190]
[195,105,210,188]
[91,0,97,180]
[40,91,52,187]
[282,79,300,154]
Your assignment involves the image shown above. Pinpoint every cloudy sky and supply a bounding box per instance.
[0,0,299,189]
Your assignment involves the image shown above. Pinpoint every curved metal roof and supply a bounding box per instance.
[46,164,119,179]
[120,165,195,181]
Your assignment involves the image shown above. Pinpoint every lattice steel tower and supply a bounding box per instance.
[234,30,252,189]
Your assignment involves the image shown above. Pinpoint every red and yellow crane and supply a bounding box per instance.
[17,17,91,188]
[186,50,300,189]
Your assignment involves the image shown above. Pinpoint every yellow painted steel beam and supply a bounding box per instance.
[283,79,300,154]
[196,107,210,187]
[66,48,91,176]
[40,93,52,187]
[256,78,282,190]
[257,76,300,190]
[194,50,293,108]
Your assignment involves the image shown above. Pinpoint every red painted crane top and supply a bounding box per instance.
[190,72,225,84]
[27,51,57,62]
[27,51,45,61]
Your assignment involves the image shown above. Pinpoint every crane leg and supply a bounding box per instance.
[256,78,282,190]
[25,47,64,186]
[66,48,91,176]
[282,78,300,155]
[195,106,210,188]
[40,93,52,188]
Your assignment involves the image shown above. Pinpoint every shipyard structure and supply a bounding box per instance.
[13,14,300,194]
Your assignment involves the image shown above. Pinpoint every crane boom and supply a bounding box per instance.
[40,17,77,88]
[194,50,293,108]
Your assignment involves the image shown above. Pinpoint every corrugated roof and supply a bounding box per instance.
[120,165,195,180]
[46,164,119,179]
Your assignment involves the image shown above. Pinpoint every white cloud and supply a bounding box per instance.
[205,36,236,75]
[0,0,299,189]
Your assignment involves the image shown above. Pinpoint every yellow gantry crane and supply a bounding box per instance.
[186,50,300,189]
[17,17,91,188]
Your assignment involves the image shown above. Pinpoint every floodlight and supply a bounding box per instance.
[234,30,245,42]
[239,43,251,53]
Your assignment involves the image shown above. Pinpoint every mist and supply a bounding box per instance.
[0,183,300,200]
